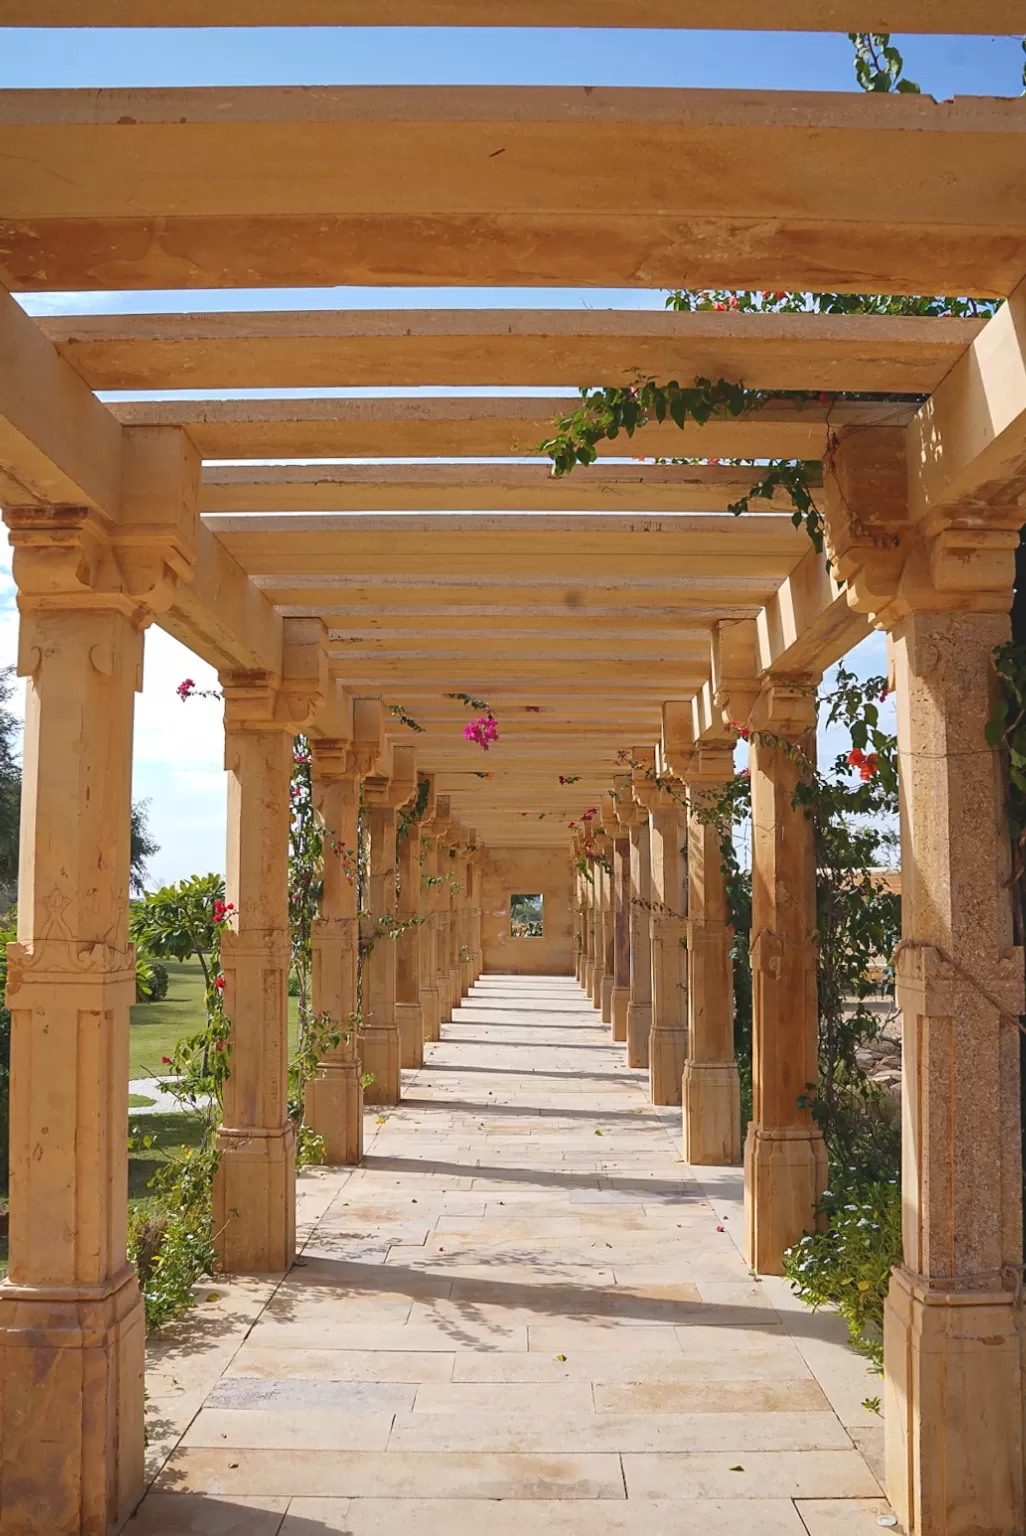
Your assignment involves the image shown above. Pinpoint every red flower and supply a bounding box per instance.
[847,748,865,768]
[713,301,728,312]
[214,975,225,991]
[848,747,878,782]
[818,391,833,404]
[161,1056,171,1065]
[214,1040,224,1052]
[176,678,195,701]
[728,296,739,309]
[772,290,788,301]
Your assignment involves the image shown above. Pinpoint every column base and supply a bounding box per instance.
[626,1001,651,1068]
[600,974,614,1024]
[395,1001,424,1070]
[648,1026,688,1105]
[460,958,472,995]
[214,1121,297,1273]
[448,969,462,1011]
[0,1266,144,1536]
[575,954,583,984]
[610,985,629,1042]
[683,1059,742,1165]
[360,1024,402,1105]
[743,1123,826,1275]
[438,977,452,1024]
[304,1061,364,1166]
[884,1265,1025,1536]
[420,984,441,1043]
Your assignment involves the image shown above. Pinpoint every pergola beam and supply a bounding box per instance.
[3,90,1023,295]
[910,274,1026,520]
[198,464,811,515]
[4,1,1020,28]
[0,284,122,511]
[51,310,977,394]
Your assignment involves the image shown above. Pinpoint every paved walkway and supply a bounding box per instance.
[132,975,889,1536]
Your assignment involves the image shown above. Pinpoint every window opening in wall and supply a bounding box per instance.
[510,893,543,938]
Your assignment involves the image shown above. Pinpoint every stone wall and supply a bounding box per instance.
[481,845,574,975]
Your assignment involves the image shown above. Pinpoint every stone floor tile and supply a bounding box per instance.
[125,1493,290,1533]
[388,1409,852,1454]
[594,1379,830,1413]
[622,1450,882,1500]
[223,1348,456,1383]
[794,1498,897,1532]
[282,1496,808,1535]
[181,1407,395,1449]
[208,1378,417,1412]
[155,1448,626,1500]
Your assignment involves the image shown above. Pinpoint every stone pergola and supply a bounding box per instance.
[0,12,1024,1534]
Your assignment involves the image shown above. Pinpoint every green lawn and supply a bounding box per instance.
[128,1109,205,1202]
[129,957,299,1082]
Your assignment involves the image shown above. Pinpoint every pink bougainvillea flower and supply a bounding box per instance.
[161,1056,171,1065]
[214,975,225,991]
[464,715,500,751]
[212,899,226,922]
[713,301,728,311]
[176,678,196,701]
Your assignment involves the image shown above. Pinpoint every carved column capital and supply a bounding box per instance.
[822,423,1020,627]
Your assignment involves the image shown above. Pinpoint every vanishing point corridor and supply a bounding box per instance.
[134,977,885,1535]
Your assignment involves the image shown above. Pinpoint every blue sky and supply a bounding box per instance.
[1,24,1001,881]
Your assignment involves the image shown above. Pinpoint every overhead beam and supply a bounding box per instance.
[158,521,283,674]
[0,284,122,511]
[909,274,1026,520]
[3,1,1018,29]
[110,395,923,462]
[51,310,977,393]
[197,463,811,515]
[3,90,1023,295]
[756,545,870,677]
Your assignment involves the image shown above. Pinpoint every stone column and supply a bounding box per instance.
[305,739,363,1165]
[744,680,826,1274]
[588,842,604,1006]
[626,802,653,1069]
[361,771,411,1106]
[647,787,689,1106]
[418,819,442,1044]
[395,807,424,1070]
[460,832,476,994]
[822,423,1026,1536]
[470,841,483,983]
[600,846,616,1026]
[435,805,453,1024]
[214,680,297,1274]
[683,740,741,1165]
[611,829,631,1043]
[0,519,149,1535]
[446,822,463,1011]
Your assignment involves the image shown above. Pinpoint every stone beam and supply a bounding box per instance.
[6,1,1020,27]
[3,90,1022,295]
[0,285,122,512]
[157,522,283,674]
[199,466,810,515]
[909,274,1026,521]
[110,395,919,462]
[46,309,974,393]
[756,545,870,676]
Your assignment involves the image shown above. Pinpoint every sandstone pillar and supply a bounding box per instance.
[361,764,414,1105]
[821,422,1026,1535]
[435,810,454,1024]
[305,740,363,1165]
[743,680,826,1274]
[647,788,689,1105]
[214,683,297,1274]
[419,818,442,1044]
[459,833,476,994]
[588,844,603,1005]
[395,805,424,1070]
[626,803,653,1069]
[0,524,148,1535]
[611,828,631,1043]
[600,848,616,1026]
[683,741,741,1165]
[470,842,483,983]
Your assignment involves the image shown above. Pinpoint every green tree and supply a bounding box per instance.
[130,799,160,896]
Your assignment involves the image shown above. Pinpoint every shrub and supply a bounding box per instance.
[782,1165,901,1370]
[135,958,169,1002]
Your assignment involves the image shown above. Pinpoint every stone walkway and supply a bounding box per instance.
[131,975,890,1536]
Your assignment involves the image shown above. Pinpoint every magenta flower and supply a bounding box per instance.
[176,678,195,701]
[464,716,500,751]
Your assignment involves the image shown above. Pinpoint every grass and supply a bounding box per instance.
[128,1109,206,1202]
[130,956,299,1082]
